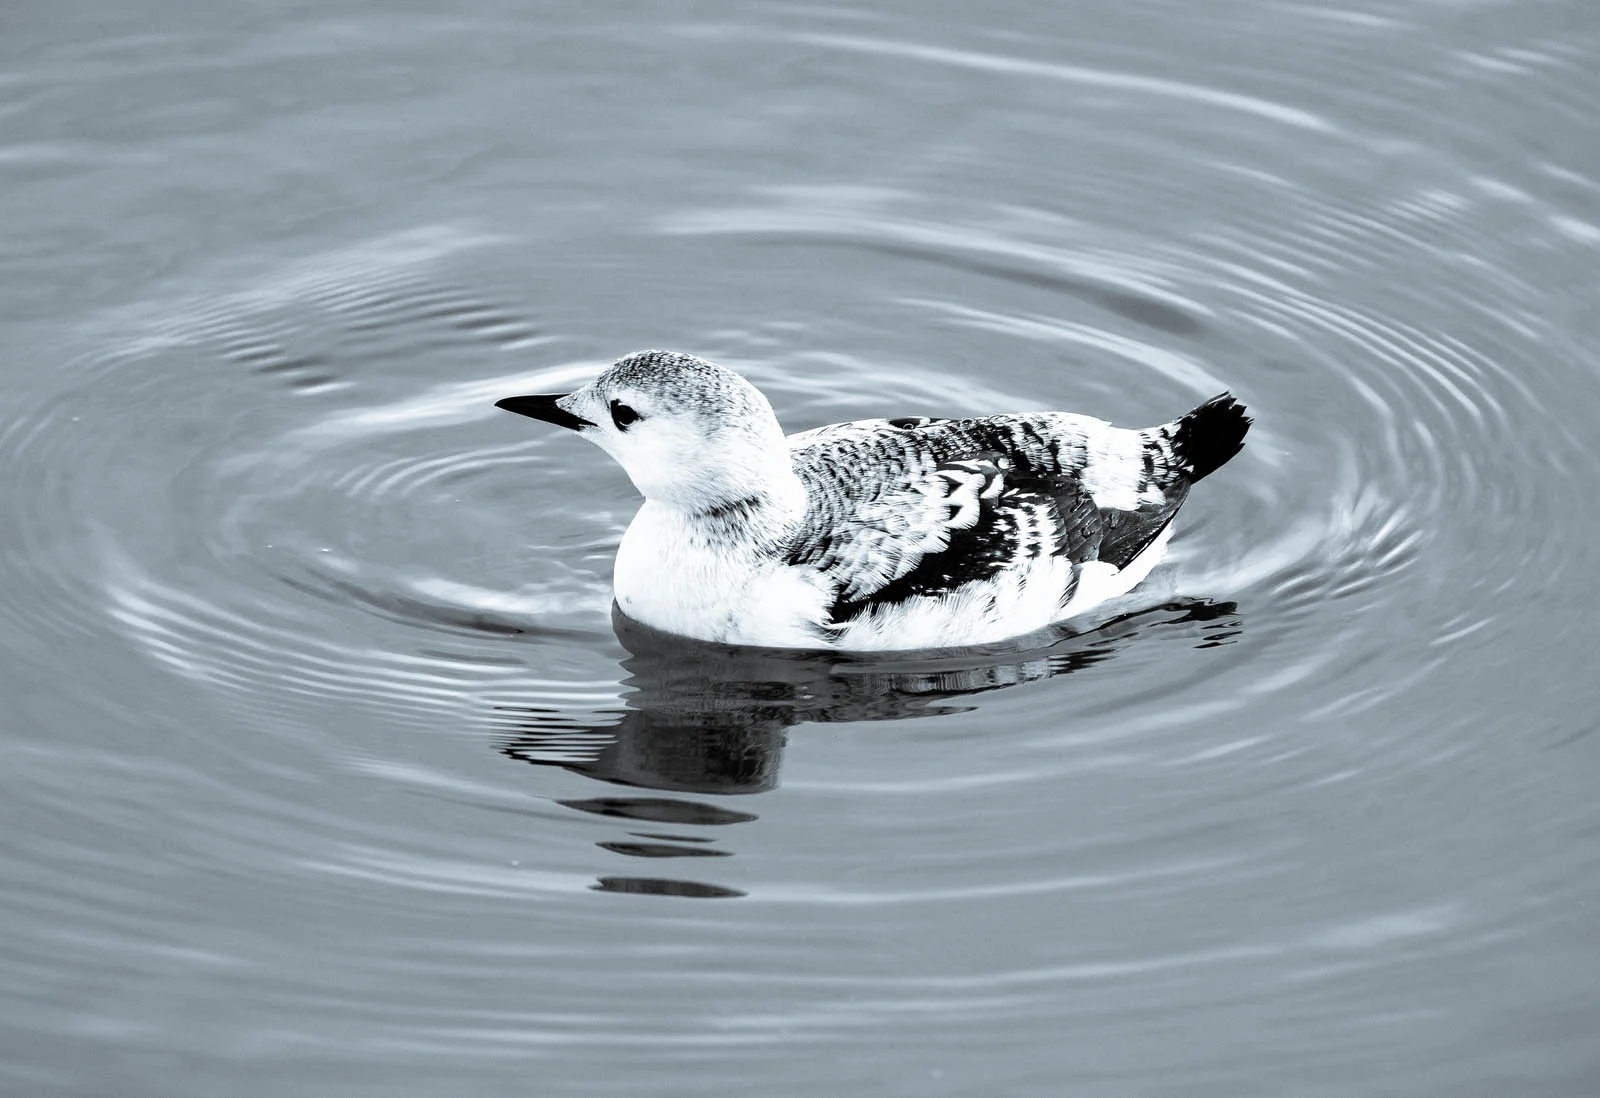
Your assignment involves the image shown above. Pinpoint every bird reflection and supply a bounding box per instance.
[495,600,1240,898]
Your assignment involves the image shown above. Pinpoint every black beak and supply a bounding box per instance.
[494,394,595,431]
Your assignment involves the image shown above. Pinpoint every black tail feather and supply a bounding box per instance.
[1171,393,1251,482]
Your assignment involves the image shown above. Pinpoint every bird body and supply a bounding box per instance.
[497,351,1250,651]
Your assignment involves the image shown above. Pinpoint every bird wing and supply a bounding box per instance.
[781,394,1248,626]
[784,418,1110,625]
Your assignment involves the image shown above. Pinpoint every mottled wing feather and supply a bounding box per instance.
[784,416,1128,624]
[775,394,1247,633]
[829,467,1068,625]
[1047,476,1107,563]
[789,448,1010,603]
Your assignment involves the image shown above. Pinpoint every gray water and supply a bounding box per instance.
[3,2,1598,1095]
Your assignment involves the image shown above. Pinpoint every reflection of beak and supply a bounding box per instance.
[494,394,595,431]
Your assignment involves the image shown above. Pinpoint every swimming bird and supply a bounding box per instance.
[496,351,1250,651]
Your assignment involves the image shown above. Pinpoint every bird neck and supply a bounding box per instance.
[678,464,807,542]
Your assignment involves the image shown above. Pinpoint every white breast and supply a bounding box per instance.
[613,503,829,647]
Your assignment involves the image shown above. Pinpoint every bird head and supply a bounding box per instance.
[496,350,796,513]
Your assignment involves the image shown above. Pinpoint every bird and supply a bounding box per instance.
[495,350,1250,651]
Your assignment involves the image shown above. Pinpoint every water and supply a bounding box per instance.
[3,2,1597,1095]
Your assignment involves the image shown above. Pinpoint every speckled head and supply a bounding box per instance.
[496,350,799,513]
[594,351,776,424]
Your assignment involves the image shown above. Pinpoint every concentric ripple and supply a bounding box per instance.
[1,1,1597,1094]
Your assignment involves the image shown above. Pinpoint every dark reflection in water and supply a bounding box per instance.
[558,796,759,826]
[593,877,746,899]
[497,600,1240,896]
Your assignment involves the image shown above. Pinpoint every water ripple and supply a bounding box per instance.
[1,7,1597,1088]
[776,32,1334,132]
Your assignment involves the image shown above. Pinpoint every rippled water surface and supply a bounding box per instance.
[4,2,1598,1095]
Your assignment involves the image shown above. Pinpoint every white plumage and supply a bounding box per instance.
[496,351,1250,651]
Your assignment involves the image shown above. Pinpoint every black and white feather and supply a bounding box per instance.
[495,351,1250,651]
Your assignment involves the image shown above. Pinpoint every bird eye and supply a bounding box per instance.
[608,399,641,430]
